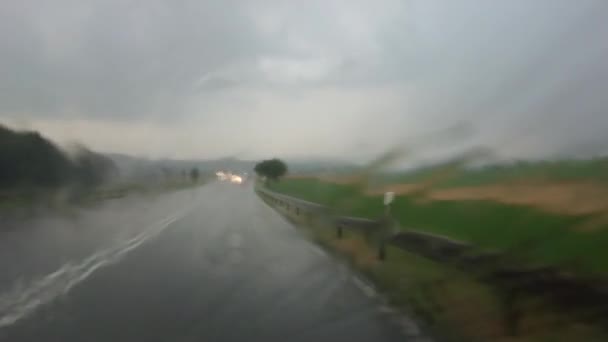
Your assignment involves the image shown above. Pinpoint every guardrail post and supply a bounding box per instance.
[363,228,372,242]
[378,240,387,260]
[377,217,393,261]
[336,225,343,239]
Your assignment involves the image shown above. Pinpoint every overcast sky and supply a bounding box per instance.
[1,0,607,162]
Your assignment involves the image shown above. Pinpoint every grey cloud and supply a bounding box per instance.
[1,0,608,160]
[0,0,265,120]
[193,76,240,92]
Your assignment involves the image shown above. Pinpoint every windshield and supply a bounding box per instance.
[1,1,607,341]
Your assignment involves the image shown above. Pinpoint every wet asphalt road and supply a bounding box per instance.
[0,183,410,342]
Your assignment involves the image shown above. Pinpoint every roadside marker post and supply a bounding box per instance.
[378,191,395,261]
[384,191,394,215]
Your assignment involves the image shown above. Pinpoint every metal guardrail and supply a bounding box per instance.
[258,186,497,263]
[256,186,380,226]
[256,187,329,213]
[256,186,469,260]
[258,186,492,264]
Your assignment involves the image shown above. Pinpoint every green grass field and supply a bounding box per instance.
[0,179,206,214]
[269,178,608,275]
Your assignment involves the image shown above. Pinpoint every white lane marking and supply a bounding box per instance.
[378,305,397,315]
[308,245,328,258]
[0,209,189,329]
[395,317,422,337]
[352,276,376,298]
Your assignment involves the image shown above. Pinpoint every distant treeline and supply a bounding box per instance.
[0,125,117,190]
[387,157,608,187]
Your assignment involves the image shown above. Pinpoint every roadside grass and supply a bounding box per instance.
[86,179,203,201]
[264,195,608,341]
[269,178,608,275]
[0,193,37,210]
[0,188,69,212]
[0,179,205,213]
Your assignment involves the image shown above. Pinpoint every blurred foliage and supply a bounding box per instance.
[0,125,117,191]
[254,158,288,181]
[190,167,200,182]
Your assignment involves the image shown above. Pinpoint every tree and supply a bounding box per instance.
[190,168,200,182]
[72,147,118,187]
[0,125,116,189]
[254,158,288,182]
